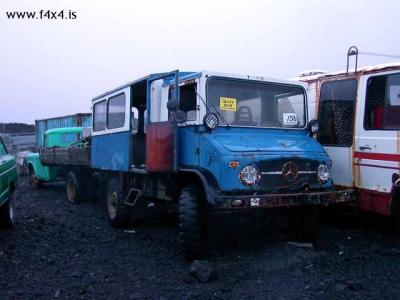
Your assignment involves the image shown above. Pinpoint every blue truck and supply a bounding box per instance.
[39,70,352,259]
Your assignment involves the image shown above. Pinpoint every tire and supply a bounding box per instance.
[65,171,85,204]
[106,177,132,228]
[29,166,42,189]
[391,188,400,235]
[287,206,320,242]
[0,194,14,229]
[179,185,207,260]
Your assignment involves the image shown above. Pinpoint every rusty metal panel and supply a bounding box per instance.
[146,121,173,172]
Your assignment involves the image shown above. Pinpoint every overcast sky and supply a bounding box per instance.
[0,0,399,124]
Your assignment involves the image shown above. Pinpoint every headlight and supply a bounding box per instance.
[203,113,219,130]
[239,165,260,186]
[318,164,330,182]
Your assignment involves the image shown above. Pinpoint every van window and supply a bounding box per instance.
[365,73,400,130]
[93,100,107,131]
[108,93,126,129]
[318,79,357,146]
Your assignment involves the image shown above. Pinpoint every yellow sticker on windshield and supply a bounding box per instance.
[220,97,237,111]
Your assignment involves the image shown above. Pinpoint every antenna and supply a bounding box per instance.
[346,46,358,74]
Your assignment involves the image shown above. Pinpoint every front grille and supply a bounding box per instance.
[255,158,319,191]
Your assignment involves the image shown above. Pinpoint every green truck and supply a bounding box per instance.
[0,135,18,228]
[25,127,88,188]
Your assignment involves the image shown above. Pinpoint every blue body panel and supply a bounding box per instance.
[91,131,130,171]
[178,126,332,192]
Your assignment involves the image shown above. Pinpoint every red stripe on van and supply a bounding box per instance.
[353,152,400,162]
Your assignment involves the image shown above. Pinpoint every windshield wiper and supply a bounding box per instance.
[194,86,230,129]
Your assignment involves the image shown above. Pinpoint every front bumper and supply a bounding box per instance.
[213,189,354,209]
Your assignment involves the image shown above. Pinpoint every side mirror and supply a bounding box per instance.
[167,99,179,111]
[174,110,187,123]
[307,119,319,136]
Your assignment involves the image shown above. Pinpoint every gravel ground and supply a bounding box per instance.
[1,177,400,299]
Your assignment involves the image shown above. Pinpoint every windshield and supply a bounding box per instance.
[206,77,306,129]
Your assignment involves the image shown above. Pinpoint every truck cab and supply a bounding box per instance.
[90,70,351,259]
[25,127,86,187]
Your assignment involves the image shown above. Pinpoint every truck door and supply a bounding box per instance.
[354,71,400,214]
[317,79,357,187]
[146,71,180,172]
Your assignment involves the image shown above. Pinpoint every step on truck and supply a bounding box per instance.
[297,47,400,229]
[40,70,352,259]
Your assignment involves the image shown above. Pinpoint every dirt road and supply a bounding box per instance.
[1,178,400,299]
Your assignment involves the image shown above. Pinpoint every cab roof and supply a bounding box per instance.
[295,62,400,82]
[92,70,307,101]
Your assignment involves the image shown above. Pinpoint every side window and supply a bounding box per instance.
[169,82,197,120]
[93,100,107,131]
[365,73,400,130]
[318,79,357,146]
[131,107,139,134]
[107,93,126,129]
[0,138,7,155]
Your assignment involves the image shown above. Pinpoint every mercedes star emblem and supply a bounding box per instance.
[282,162,299,182]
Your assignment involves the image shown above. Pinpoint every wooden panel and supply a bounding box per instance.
[146,122,173,173]
[40,147,91,166]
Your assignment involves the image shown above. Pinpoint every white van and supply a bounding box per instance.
[298,62,400,220]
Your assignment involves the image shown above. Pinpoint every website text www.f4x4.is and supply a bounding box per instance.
[5,10,77,20]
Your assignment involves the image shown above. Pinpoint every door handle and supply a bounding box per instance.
[359,146,372,150]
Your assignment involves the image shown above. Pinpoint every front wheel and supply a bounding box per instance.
[179,185,207,260]
[29,166,42,189]
[0,194,14,229]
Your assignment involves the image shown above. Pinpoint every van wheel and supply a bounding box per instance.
[0,194,14,229]
[179,185,207,260]
[29,166,42,189]
[391,189,400,235]
[65,171,85,204]
[106,178,132,228]
[287,206,319,241]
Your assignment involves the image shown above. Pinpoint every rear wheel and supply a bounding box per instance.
[106,177,132,227]
[179,185,207,260]
[287,206,320,242]
[0,194,14,229]
[65,171,85,204]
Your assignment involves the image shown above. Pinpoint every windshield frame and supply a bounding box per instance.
[205,76,308,130]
